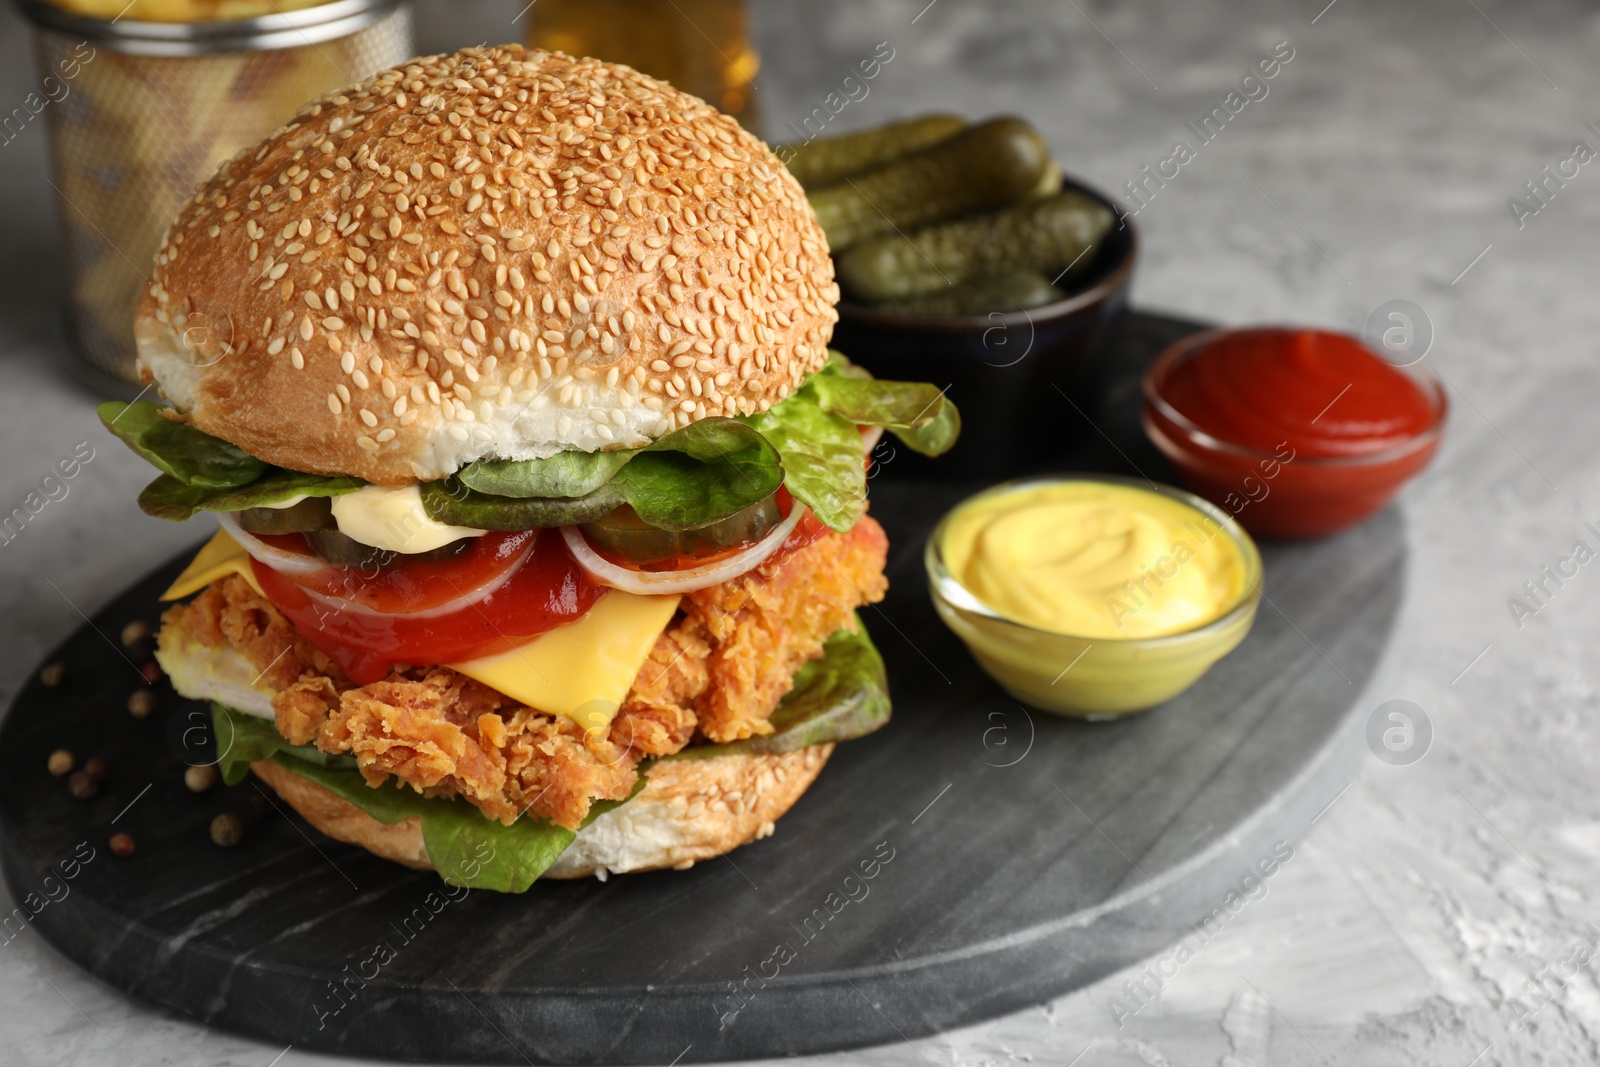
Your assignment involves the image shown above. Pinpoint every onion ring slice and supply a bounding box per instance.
[560,503,806,595]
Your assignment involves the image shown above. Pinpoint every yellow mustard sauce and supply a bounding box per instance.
[940,481,1249,639]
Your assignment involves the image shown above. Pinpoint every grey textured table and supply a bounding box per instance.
[0,1,1591,1065]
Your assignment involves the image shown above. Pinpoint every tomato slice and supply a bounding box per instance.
[256,529,537,614]
[251,529,604,684]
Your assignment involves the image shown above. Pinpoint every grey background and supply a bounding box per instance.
[0,0,1594,1064]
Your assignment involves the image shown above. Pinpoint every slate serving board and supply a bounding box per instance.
[0,310,1404,1064]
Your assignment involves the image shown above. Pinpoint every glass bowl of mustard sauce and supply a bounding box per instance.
[926,475,1263,718]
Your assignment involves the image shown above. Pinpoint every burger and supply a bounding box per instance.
[99,45,958,891]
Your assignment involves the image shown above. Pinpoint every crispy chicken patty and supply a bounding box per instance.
[160,516,888,829]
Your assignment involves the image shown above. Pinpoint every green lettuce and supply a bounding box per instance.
[419,479,626,531]
[101,401,363,521]
[435,417,784,532]
[279,758,646,892]
[207,617,890,891]
[669,620,889,759]
[100,401,266,488]
[743,351,959,530]
[743,383,866,531]
[138,469,364,522]
[210,702,631,892]
[212,703,357,786]
[808,370,961,458]
[101,353,958,533]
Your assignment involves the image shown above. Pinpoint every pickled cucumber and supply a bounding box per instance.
[876,269,1065,316]
[1027,159,1064,201]
[807,117,1051,251]
[836,190,1115,302]
[779,114,968,189]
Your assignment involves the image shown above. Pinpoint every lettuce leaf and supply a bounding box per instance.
[209,702,623,891]
[100,401,267,489]
[279,758,645,892]
[206,617,890,891]
[139,469,363,522]
[439,417,785,532]
[742,352,960,530]
[211,703,357,786]
[102,355,957,532]
[743,383,866,531]
[808,371,961,458]
[419,478,625,531]
[669,619,889,760]
[100,401,363,521]
[459,448,636,499]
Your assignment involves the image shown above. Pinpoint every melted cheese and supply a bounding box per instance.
[162,528,264,600]
[329,484,487,553]
[448,591,681,733]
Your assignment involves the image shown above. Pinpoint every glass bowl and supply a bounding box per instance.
[1141,328,1448,539]
[925,475,1263,719]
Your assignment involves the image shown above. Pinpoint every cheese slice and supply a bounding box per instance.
[162,528,265,600]
[449,591,681,733]
[164,532,679,732]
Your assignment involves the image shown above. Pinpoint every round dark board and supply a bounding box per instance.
[0,310,1404,1064]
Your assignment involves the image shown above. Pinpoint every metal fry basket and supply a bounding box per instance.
[16,0,414,387]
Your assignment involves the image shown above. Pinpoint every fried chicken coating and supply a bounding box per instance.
[159,515,888,830]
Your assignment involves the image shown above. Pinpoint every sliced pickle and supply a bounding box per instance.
[580,496,783,564]
[233,497,334,534]
[303,528,471,571]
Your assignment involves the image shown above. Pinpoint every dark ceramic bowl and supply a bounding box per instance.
[830,174,1138,476]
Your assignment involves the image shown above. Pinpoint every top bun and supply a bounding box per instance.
[136,45,838,485]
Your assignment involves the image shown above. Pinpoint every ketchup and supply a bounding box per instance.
[1143,328,1446,539]
[251,529,604,683]
[1156,329,1436,458]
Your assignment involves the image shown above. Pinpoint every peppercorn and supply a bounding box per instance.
[120,620,150,647]
[184,765,218,793]
[67,771,98,800]
[39,663,65,687]
[127,689,156,719]
[109,833,135,857]
[139,661,162,685]
[47,750,73,777]
[83,757,109,781]
[210,813,244,847]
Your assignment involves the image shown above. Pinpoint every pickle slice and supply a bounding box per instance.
[302,528,471,571]
[233,497,334,534]
[580,496,783,564]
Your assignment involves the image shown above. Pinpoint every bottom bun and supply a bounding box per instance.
[251,743,834,881]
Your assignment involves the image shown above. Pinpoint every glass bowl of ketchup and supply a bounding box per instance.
[1141,327,1447,539]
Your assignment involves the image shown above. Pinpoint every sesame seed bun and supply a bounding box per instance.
[135,45,839,485]
[249,743,833,881]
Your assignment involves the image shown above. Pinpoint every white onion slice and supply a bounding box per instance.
[561,503,807,595]
[216,512,324,576]
[217,511,534,619]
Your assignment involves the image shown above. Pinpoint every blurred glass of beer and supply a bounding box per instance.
[526,0,759,127]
